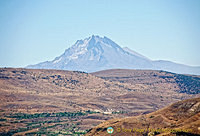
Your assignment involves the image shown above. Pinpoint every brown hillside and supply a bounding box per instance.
[0,68,199,135]
[85,97,200,136]
[92,69,200,94]
[1,68,198,114]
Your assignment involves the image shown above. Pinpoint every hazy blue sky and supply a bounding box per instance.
[0,0,200,67]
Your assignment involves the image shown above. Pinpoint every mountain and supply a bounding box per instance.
[85,97,200,136]
[27,35,200,75]
[153,60,200,75]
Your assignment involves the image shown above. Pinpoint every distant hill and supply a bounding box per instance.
[27,35,200,75]
[92,69,200,94]
[85,97,200,136]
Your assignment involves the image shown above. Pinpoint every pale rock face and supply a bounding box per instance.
[27,35,200,75]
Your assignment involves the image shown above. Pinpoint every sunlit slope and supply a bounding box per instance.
[86,98,200,136]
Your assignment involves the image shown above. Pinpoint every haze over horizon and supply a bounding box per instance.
[0,0,200,67]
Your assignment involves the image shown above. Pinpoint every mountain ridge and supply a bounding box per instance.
[27,35,200,75]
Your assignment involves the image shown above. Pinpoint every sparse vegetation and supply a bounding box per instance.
[0,68,199,136]
[1,110,100,136]
[0,118,6,121]
[174,74,200,94]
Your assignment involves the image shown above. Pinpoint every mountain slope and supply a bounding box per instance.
[123,47,150,60]
[85,97,200,136]
[153,60,200,75]
[27,35,200,75]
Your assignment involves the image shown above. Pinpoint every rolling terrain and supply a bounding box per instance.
[85,97,200,136]
[0,68,199,135]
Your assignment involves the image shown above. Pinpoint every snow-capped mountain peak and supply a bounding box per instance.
[27,35,200,74]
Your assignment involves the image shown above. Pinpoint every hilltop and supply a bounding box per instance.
[92,69,200,94]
